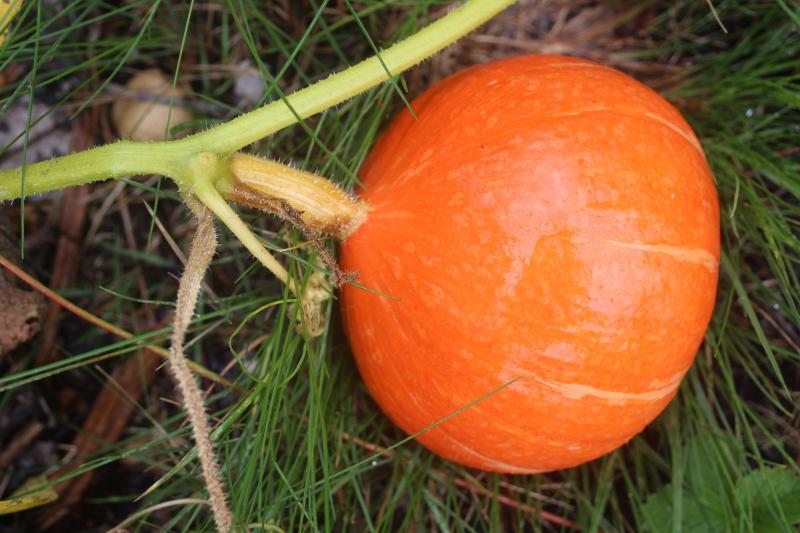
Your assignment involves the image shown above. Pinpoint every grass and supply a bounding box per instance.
[1,0,798,531]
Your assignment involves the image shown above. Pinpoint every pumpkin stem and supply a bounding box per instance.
[218,153,369,241]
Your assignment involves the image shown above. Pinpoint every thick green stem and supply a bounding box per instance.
[0,0,515,201]
[0,140,186,200]
[171,0,517,154]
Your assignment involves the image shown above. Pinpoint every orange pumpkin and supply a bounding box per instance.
[340,55,719,473]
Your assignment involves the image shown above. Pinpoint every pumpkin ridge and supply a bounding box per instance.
[525,370,686,404]
[601,239,718,272]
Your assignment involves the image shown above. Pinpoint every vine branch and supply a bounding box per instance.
[0,0,516,202]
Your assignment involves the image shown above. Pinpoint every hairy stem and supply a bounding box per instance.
[142,0,517,154]
[169,194,233,532]
[0,0,515,201]
[0,141,186,201]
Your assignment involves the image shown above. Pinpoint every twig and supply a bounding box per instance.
[0,421,44,469]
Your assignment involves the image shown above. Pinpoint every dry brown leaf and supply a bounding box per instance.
[0,219,45,357]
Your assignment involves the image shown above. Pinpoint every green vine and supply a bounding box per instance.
[0,0,516,203]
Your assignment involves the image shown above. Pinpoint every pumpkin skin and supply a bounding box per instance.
[339,55,719,473]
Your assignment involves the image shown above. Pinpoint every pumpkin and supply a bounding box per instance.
[339,54,719,473]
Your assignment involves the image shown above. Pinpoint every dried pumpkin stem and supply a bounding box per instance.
[219,153,368,241]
